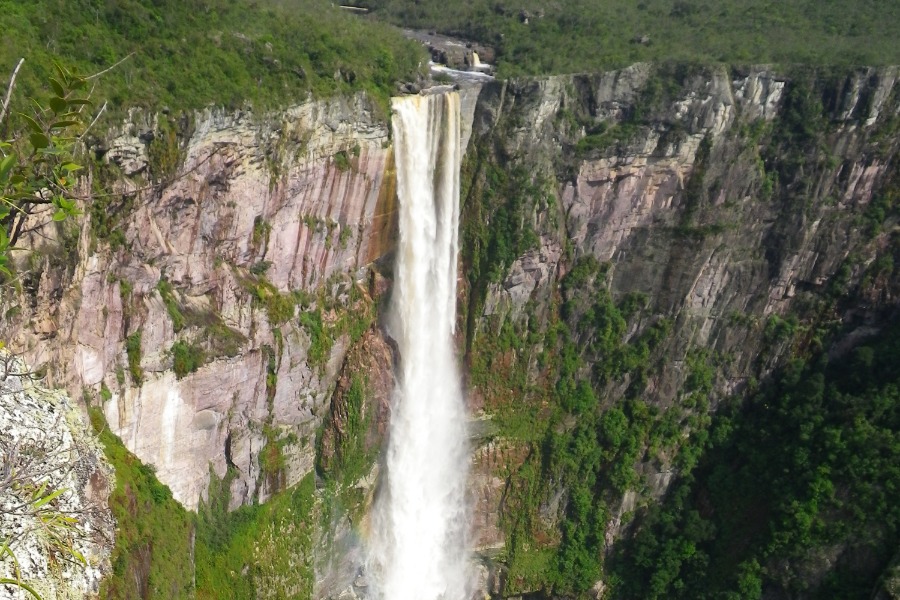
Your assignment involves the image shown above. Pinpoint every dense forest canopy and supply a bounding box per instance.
[0,0,426,111]
[358,0,900,75]
[609,320,900,599]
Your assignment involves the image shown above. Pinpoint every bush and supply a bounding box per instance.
[171,340,204,378]
[299,309,331,366]
[157,279,185,332]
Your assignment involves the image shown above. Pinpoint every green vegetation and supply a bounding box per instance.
[156,278,247,365]
[333,150,352,172]
[249,278,297,325]
[89,407,318,599]
[157,279,186,332]
[361,0,900,76]
[298,282,375,368]
[125,331,143,384]
[460,145,544,354]
[321,374,373,485]
[251,216,271,251]
[258,426,288,491]
[609,320,900,599]
[0,0,425,113]
[0,63,87,278]
[170,340,205,379]
[464,159,542,286]
[195,471,317,599]
[575,121,642,157]
[147,116,187,182]
[466,250,681,595]
[299,308,330,365]
[88,408,195,598]
[538,262,678,593]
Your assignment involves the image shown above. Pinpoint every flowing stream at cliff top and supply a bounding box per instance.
[368,91,470,600]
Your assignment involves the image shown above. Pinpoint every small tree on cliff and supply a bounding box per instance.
[0,58,90,279]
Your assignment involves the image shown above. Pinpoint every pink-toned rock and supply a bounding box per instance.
[1,94,401,512]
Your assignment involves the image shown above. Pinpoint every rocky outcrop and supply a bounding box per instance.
[0,355,114,599]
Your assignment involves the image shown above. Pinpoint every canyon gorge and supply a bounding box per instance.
[0,62,898,599]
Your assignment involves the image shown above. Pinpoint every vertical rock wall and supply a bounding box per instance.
[1,94,400,511]
[462,64,899,590]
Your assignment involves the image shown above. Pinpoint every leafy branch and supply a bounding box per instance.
[0,60,92,278]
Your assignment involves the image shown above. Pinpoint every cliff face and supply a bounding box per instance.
[473,63,897,349]
[462,64,900,595]
[2,93,400,511]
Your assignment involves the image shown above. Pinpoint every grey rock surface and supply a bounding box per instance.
[0,355,114,599]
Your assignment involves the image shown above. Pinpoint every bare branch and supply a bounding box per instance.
[85,52,134,81]
[0,58,25,127]
[73,143,230,201]
[79,101,107,140]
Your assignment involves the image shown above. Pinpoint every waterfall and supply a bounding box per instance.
[369,91,470,600]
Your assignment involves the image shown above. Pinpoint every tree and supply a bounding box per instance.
[0,59,90,279]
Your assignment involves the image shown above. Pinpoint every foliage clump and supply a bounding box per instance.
[609,320,900,599]
[171,340,205,379]
[125,331,143,384]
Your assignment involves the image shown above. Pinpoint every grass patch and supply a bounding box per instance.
[125,331,143,384]
[171,340,205,379]
[157,279,186,332]
[0,0,426,113]
[299,308,331,366]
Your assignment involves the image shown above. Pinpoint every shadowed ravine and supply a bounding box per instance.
[368,91,471,600]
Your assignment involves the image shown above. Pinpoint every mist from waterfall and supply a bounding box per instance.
[368,91,470,600]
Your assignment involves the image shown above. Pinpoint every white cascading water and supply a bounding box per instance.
[369,91,470,600]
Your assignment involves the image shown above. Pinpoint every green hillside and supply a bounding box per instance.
[358,0,900,75]
[0,0,426,111]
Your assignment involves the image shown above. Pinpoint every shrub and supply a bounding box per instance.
[125,332,143,384]
[171,340,204,378]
